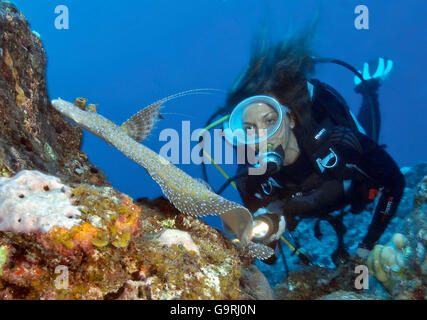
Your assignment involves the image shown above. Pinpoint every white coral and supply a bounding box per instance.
[157,229,200,255]
[0,170,82,233]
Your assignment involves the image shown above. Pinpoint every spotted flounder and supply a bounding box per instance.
[51,91,274,260]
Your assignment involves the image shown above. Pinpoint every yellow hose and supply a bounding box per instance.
[202,149,238,191]
[199,114,238,191]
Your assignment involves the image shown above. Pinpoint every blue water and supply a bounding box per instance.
[17,1,426,273]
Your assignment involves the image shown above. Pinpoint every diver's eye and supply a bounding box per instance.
[265,116,278,127]
[244,124,257,132]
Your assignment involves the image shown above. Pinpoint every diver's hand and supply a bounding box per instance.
[354,57,393,89]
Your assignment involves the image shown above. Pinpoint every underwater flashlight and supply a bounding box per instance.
[251,213,285,244]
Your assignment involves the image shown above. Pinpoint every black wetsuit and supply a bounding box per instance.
[235,79,405,258]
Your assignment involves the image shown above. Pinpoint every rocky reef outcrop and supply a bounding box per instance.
[0,171,254,299]
[0,1,107,186]
[0,3,272,300]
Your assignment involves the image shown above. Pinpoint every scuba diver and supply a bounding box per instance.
[201,27,405,266]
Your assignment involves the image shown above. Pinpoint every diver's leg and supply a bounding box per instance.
[326,215,350,265]
[358,150,405,250]
[360,177,405,250]
[339,132,406,251]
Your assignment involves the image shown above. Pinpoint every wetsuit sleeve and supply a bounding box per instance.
[279,179,347,218]
[333,132,405,249]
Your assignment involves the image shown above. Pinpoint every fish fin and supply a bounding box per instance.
[120,101,163,142]
[246,242,275,260]
[219,207,253,243]
[120,88,221,142]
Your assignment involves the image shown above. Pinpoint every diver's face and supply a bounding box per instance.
[242,103,279,140]
[241,102,293,152]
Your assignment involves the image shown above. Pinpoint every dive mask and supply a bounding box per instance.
[224,95,289,174]
[223,95,286,146]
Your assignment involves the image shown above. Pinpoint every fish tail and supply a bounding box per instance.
[246,241,275,260]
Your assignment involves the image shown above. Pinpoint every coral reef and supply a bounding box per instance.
[0,173,270,299]
[275,256,368,300]
[0,245,6,276]
[367,233,411,294]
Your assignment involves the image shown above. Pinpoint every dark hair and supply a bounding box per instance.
[215,21,318,133]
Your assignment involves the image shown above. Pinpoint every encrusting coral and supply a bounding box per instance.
[156,229,200,256]
[0,170,265,299]
[367,233,412,292]
[0,245,7,276]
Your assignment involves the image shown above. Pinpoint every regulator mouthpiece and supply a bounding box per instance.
[255,144,285,175]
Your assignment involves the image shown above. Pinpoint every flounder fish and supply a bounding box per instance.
[51,90,274,260]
